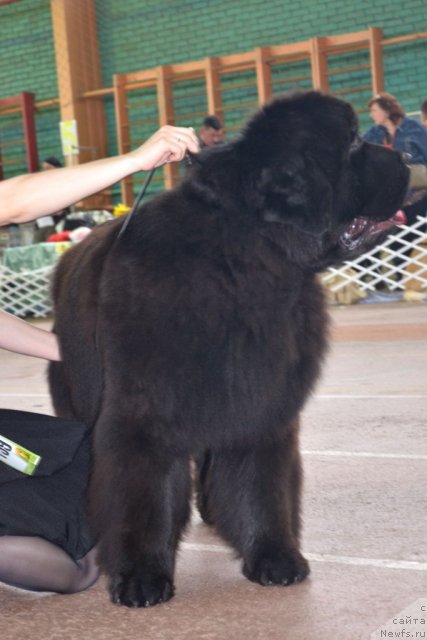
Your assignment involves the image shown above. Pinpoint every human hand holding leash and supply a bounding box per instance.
[0,126,199,225]
[128,125,199,170]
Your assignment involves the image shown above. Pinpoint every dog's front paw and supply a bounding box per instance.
[243,549,310,586]
[110,572,174,608]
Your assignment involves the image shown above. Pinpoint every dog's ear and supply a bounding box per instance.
[255,155,333,235]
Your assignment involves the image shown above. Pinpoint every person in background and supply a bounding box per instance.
[363,93,427,282]
[1,125,199,225]
[363,92,427,163]
[199,115,224,148]
[0,125,199,594]
[42,156,63,171]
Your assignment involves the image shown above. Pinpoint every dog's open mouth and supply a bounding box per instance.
[339,210,407,251]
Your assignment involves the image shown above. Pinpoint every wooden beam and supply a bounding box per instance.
[382,31,427,46]
[255,47,272,106]
[156,65,176,189]
[20,92,39,173]
[50,0,107,154]
[310,37,329,92]
[120,69,158,86]
[204,57,222,116]
[50,0,108,206]
[369,26,384,95]
[217,50,257,69]
[270,41,311,58]
[114,74,133,206]
[322,30,370,50]
[0,93,38,175]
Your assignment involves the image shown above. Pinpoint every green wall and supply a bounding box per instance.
[0,0,60,173]
[94,0,426,113]
[1,0,426,184]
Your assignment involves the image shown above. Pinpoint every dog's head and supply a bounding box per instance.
[188,91,409,270]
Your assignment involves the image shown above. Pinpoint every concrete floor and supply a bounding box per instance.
[1,302,426,640]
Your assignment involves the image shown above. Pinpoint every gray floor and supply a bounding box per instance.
[1,302,426,640]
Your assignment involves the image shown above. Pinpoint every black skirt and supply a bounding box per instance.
[0,409,93,561]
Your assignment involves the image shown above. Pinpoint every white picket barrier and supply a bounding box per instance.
[0,216,426,318]
[0,264,54,317]
[322,215,427,298]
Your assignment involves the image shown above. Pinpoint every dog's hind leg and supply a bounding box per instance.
[194,449,215,525]
[89,416,191,608]
[201,427,309,587]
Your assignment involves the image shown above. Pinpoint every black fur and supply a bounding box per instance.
[49,91,408,607]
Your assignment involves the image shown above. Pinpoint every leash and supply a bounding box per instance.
[115,151,198,242]
[116,167,156,240]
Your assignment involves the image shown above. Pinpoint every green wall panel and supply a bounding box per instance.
[1,0,426,185]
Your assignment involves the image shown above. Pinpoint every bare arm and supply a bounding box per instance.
[0,126,199,225]
[0,309,60,361]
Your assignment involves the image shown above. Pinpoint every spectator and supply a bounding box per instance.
[199,115,224,148]
[35,156,69,242]
[42,156,63,171]
[363,93,427,283]
[364,92,427,164]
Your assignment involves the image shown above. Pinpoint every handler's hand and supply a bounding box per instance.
[130,125,200,171]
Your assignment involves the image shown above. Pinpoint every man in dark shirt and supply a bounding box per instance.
[199,115,224,148]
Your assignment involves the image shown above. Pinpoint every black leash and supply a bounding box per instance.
[115,151,198,242]
[116,167,156,240]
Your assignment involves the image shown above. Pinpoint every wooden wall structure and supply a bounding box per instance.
[49,0,108,208]
[100,27,426,204]
[0,0,426,207]
[0,92,38,179]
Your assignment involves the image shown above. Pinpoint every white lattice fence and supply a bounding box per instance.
[322,215,427,297]
[0,265,54,317]
[0,217,426,317]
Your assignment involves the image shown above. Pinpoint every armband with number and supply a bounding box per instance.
[0,435,41,475]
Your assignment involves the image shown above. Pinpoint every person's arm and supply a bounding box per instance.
[0,309,60,361]
[0,125,199,225]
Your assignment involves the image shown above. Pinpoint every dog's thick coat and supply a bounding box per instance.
[50,91,409,607]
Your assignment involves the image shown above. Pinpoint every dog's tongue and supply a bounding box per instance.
[369,209,407,233]
[340,210,407,251]
[394,210,407,224]
[348,210,407,237]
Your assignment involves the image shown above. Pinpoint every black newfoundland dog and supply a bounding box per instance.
[49,91,409,607]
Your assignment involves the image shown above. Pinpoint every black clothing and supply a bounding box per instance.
[0,410,93,561]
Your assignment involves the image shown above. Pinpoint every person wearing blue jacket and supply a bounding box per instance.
[363,92,427,164]
[363,93,427,280]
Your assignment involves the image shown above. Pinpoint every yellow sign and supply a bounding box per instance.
[60,120,79,156]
